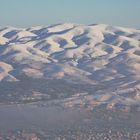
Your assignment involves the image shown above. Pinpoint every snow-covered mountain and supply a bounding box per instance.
[0,23,140,109]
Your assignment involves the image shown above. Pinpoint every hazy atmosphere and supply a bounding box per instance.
[0,0,140,28]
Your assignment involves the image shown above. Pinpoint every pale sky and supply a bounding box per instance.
[0,0,140,28]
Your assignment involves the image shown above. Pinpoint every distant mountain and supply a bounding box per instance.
[0,23,140,109]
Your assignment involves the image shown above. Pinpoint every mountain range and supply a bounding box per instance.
[0,23,140,109]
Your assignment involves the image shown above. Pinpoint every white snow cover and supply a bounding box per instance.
[0,23,140,108]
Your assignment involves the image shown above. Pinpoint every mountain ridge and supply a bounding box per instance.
[0,23,140,109]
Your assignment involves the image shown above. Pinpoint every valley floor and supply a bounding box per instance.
[0,101,140,140]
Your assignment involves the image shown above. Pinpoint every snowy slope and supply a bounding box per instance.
[0,23,140,109]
